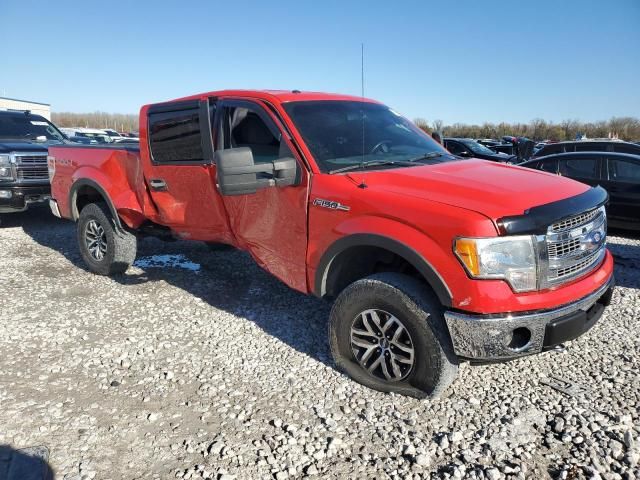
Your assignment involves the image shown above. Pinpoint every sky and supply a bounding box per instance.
[1,0,639,124]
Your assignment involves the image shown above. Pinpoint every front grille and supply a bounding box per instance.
[548,249,604,281]
[15,153,48,183]
[547,237,581,258]
[542,206,607,288]
[550,208,600,233]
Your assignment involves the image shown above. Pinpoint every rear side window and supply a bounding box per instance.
[609,158,640,183]
[149,108,203,163]
[614,144,640,155]
[536,144,562,157]
[559,157,599,179]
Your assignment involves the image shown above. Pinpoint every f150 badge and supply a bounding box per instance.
[313,198,350,212]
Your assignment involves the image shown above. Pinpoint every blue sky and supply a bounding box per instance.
[2,0,638,124]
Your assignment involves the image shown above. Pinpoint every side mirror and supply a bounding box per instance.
[214,147,297,196]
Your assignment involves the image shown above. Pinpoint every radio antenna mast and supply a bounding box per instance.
[360,43,365,171]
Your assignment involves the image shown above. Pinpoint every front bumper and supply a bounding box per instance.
[444,274,614,361]
[0,185,51,213]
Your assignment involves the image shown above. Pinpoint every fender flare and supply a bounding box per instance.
[314,233,453,307]
[69,178,124,231]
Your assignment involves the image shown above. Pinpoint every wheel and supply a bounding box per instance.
[77,202,137,275]
[329,273,458,398]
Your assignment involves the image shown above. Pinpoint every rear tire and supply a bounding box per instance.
[77,202,137,275]
[329,273,458,399]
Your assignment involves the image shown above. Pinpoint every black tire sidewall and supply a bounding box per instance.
[330,275,456,398]
[77,203,118,275]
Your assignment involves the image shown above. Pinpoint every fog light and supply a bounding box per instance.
[508,327,532,350]
[0,190,12,199]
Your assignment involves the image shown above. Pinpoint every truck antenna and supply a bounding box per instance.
[358,42,367,187]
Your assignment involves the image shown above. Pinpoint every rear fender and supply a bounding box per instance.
[70,168,144,230]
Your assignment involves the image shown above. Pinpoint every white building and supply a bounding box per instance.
[0,96,51,120]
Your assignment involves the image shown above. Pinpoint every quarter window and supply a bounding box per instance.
[149,108,203,163]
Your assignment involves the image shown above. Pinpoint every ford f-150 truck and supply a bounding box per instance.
[48,90,614,398]
[0,110,66,216]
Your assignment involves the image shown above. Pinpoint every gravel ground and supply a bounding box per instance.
[0,206,638,480]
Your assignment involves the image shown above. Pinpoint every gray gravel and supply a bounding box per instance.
[1,206,639,480]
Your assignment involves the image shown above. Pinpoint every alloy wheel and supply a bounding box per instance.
[350,309,415,382]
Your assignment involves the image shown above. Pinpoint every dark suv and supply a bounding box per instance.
[520,151,640,229]
[533,140,640,159]
[0,110,66,215]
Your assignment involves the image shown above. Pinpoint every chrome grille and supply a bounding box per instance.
[541,206,607,288]
[550,209,600,233]
[14,153,49,183]
[548,249,605,281]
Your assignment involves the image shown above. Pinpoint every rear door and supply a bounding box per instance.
[213,98,310,292]
[603,156,640,224]
[141,99,233,242]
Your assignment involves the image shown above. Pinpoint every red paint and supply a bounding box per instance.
[49,89,612,315]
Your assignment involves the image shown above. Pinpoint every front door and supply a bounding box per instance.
[213,98,310,292]
[141,99,233,242]
[603,156,640,224]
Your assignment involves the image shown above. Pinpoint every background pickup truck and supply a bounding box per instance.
[49,89,614,398]
[0,110,66,215]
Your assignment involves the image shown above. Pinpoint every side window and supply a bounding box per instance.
[559,157,599,179]
[615,144,640,155]
[221,106,291,164]
[609,158,640,183]
[540,159,558,173]
[149,108,203,163]
[446,141,465,155]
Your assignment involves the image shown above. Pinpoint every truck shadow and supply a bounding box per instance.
[0,444,54,480]
[15,205,334,369]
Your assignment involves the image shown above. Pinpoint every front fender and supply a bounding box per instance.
[311,215,454,306]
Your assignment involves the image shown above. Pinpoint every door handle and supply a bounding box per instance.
[149,179,167,191]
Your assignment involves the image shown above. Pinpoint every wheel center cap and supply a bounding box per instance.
[380,338,389,349]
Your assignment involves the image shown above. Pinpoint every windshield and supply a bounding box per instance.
[0,114,66,141]
[283,101,452,173]
[463,140,497,156]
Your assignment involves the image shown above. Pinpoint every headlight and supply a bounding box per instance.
[454,235,537,292]
[0,155,13,181]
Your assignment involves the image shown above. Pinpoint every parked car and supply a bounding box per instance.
[444,137,515,162]
[533,140,640,159]
[48,89,613,398]
[103,129,140,143]
[0,110,65,215]
[520,151,640,229]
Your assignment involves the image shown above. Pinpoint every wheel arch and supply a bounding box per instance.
[69,178,124,231]
[314,234,453,307]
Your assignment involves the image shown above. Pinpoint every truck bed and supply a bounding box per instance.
[48,143,151,228]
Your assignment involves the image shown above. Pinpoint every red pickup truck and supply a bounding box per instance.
[48,90,614,398]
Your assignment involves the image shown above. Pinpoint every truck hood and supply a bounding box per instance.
[357,159,589,220]
[0,141,54,154]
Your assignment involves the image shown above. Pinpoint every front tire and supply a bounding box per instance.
[329,273,458,399]
[77,202,137,275]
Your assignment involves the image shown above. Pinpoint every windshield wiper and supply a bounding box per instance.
[407,151,446,162]
[329,159,418,174]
